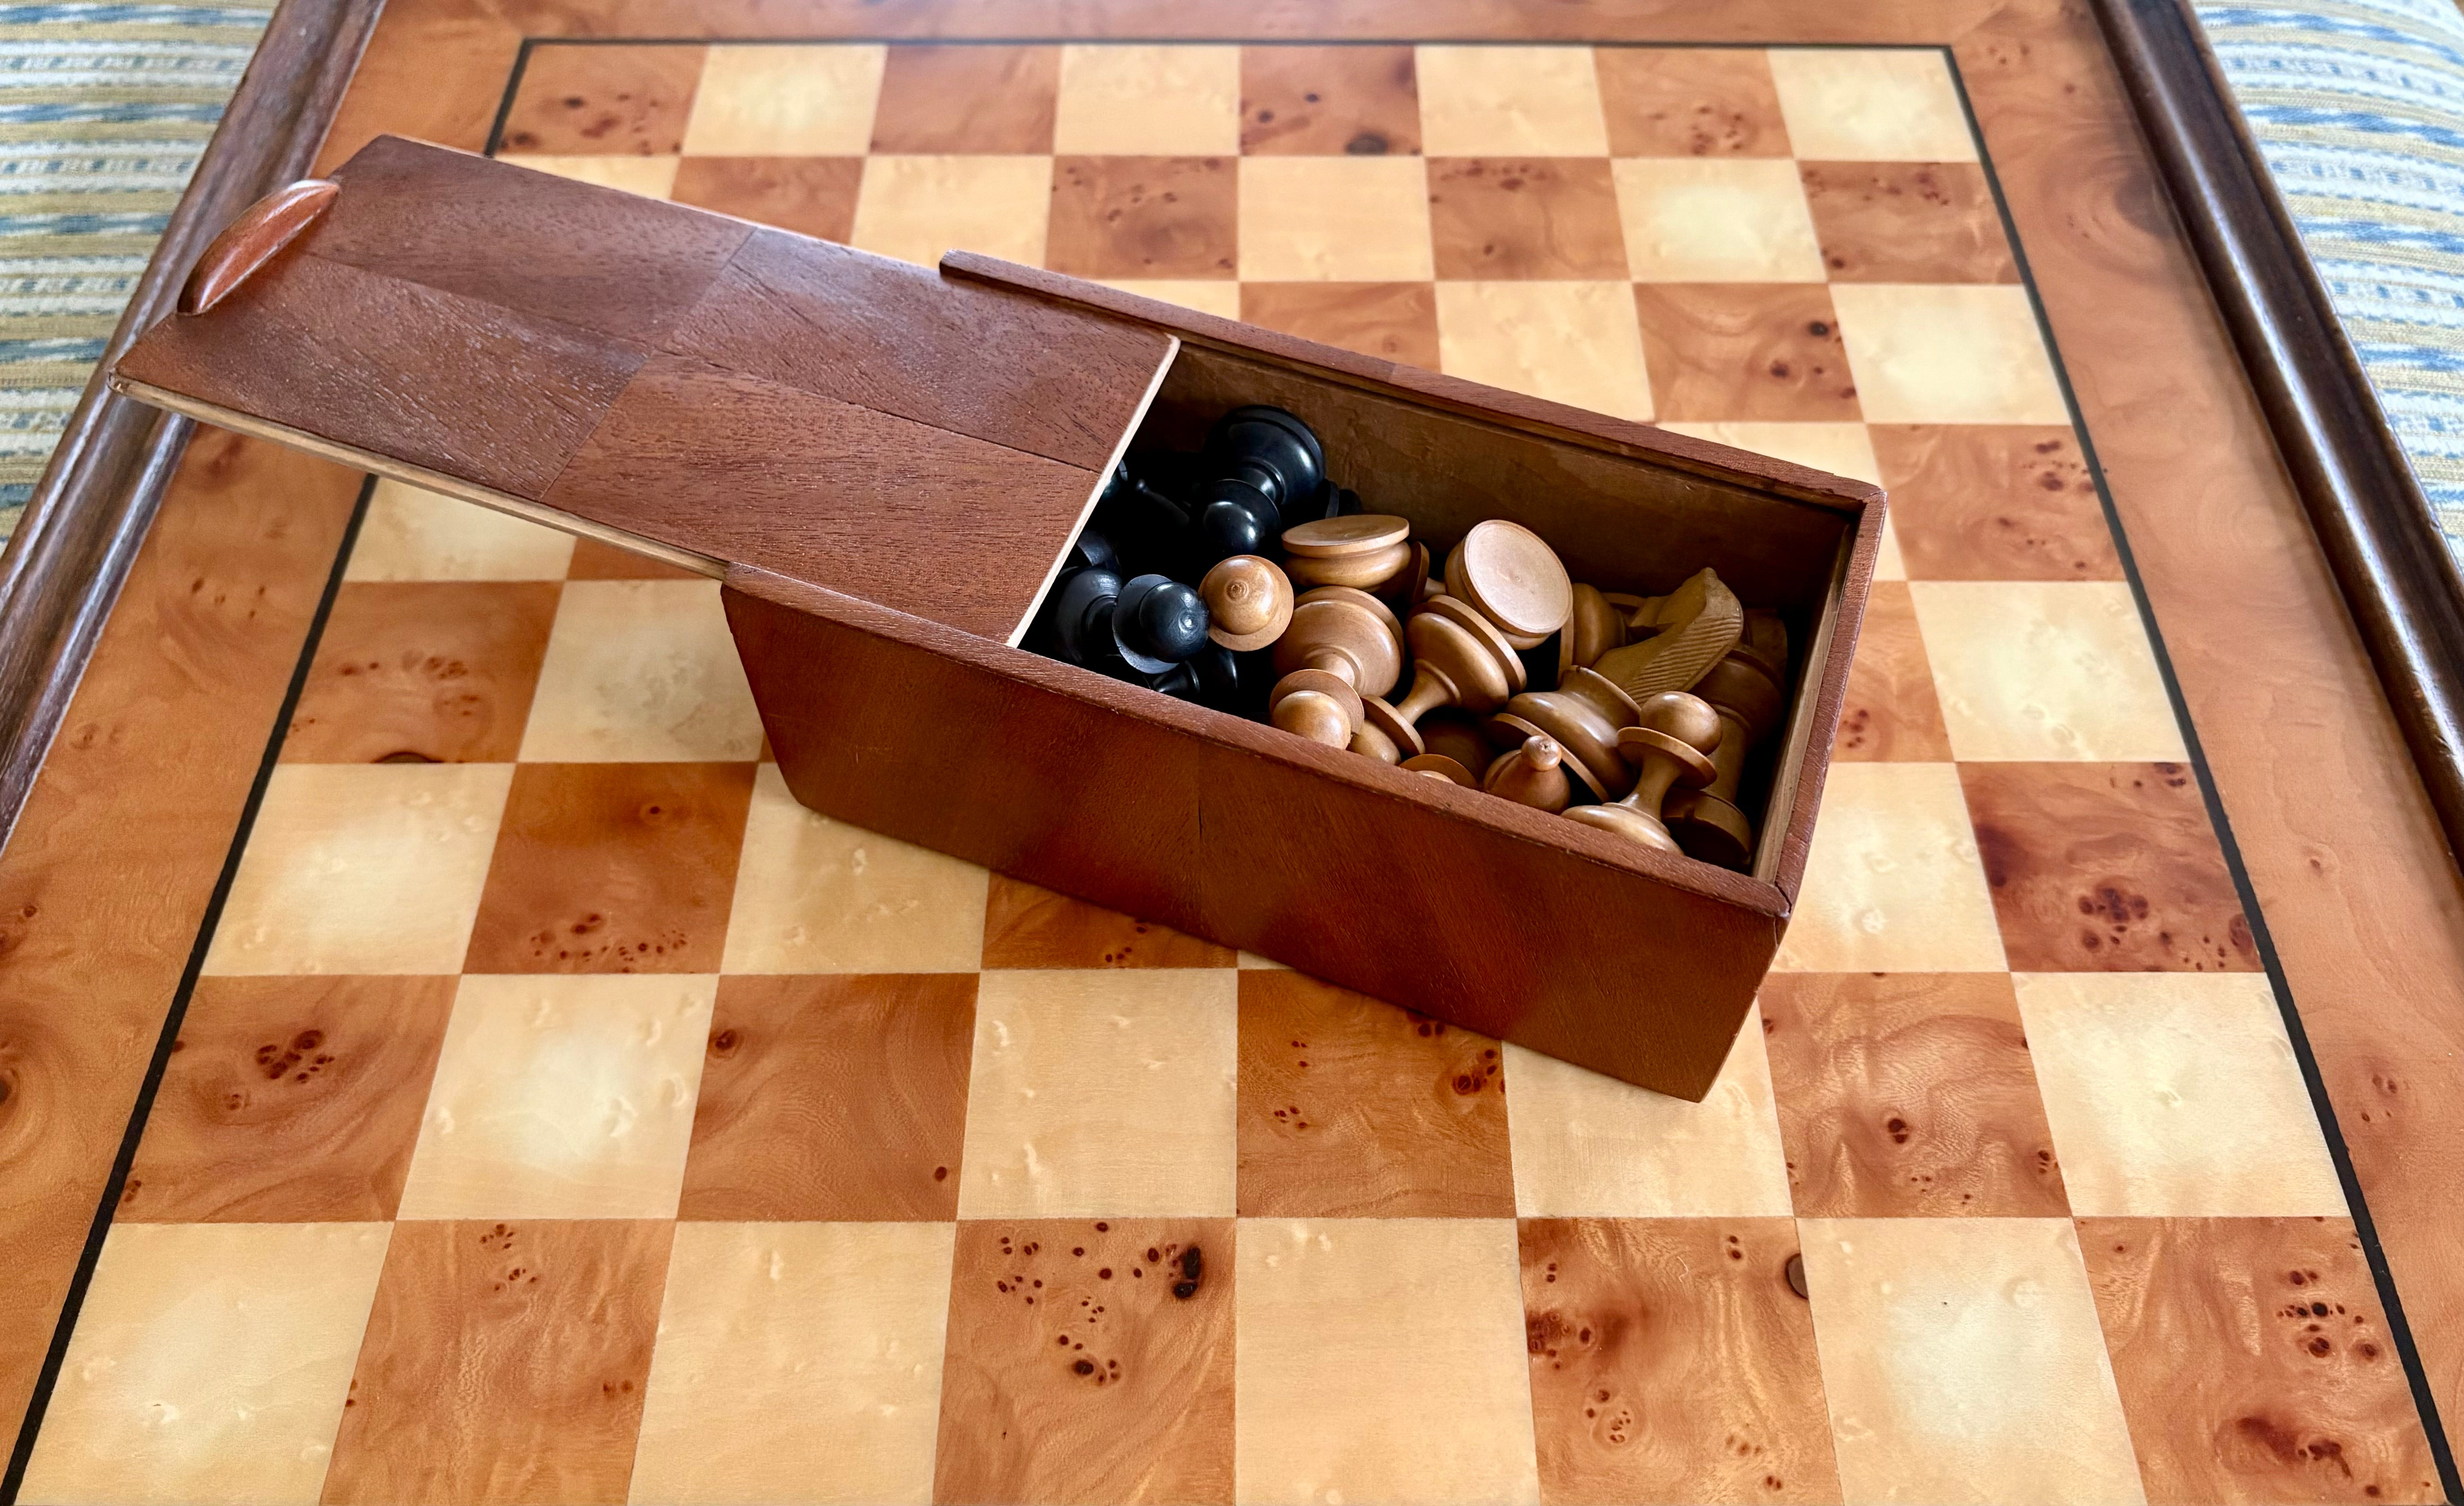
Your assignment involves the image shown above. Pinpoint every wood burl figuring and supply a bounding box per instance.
[110,135,1884,1101]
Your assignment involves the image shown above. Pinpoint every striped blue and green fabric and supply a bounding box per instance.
[0,1,267,541]
[2194,0,2464,571]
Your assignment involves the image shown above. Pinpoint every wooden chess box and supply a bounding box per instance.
[110,136,1882,1101]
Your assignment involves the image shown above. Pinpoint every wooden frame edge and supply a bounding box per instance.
[2090,0,2464,871]
[0,0,386,857]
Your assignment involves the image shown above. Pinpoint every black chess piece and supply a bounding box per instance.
[1113,574,1210,673]
[1189,406,1329,567]
[1092,458,1192,576]
[1049,563,1126,672]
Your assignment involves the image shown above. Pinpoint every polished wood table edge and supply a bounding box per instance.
[2090,0,2464,883]
[0,0,386,859]
[5,0,2463,1497]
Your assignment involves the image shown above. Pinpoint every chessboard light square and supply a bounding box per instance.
[722,764,988,973]
[202,762,511,977]
[1504,1006,1791,1218]
[517,579,762,763]
[1236,1218,1539,1506]
[629,1221,957,1505]
[1613,158,1824,283]
[343,480,574,582]
[1053,44,1240,155]
[1770,761,2008,973]
[1831,282,2069,425]
[1237,155,1433,282]
[1435,281,1652,422]
[957,969,1238,1219]
[19,1222,390,1506]
[848,153,1053,269]
[1414,45,1609,156]
[394,973,715,1220]
[2015,973,2347,1217]
[1102,279,1243,320]
[681,43,886,156]
[1653,420,1880,483]
[1798,1217,2145,1505]
[1765,48,1978,162]
[1910,580,2187,761]
[496,153,679,198]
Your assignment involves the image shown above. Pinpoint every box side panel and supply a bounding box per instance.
[725,574,1779,1101]
[1763,501,1884,896]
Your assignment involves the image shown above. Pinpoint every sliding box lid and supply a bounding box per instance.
[111,134,1179,642]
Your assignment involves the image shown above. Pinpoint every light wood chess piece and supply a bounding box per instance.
[1282,514,1412,590]
[1664,641,1787,870]
[1198,554,1293,651]
[1560,582,1629,680]
[1400,753,1476,787]
[1564,691,1722,853]
[1268,585,1401,749]
[1489,665,1640,800]
[1444,519,1572,648]
[1484,734,1570,814]
[1358,594,1526,758]
[1592,567,1743,701]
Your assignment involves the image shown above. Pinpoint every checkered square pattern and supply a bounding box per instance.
[20,42,2441,1506]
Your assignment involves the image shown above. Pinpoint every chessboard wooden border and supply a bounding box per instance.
[0,0,385,856]
[2089,0,2464,880]
[2,4,2461,1498]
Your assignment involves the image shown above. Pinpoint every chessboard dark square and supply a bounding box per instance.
[679,973,977,1221]
[1520,1218,1840,1503]
[120,975,455,1223]
[563,536,707,580]
[1801,161,2018,283]
[1236,970,1513,1218]
[462,761,756,974]
[669,155,864,243]
[323,1219,672,1505]
[1869,425,2124,580]
[982,873,1235,969]
[280,581,558,766]
[935,1218,1236,1505]
[1046,155,1238,280]
[1593,46,1792,157]
[498,43,705,156]
[1239,281,1440,369]
[1758,972,2070,1217]
[1960,762,2260,973]
[1239,44,1421,155]
[2078,1217,2441,1504]
[1832,580,1952,761]
[1427,157,1627,280]
[873,44,1059,153]
[1631,283,1861,421]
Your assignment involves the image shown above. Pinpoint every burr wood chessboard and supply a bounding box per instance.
[13,36,2439,1506]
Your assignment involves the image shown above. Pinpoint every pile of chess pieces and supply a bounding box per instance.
[1028,406,1790,869]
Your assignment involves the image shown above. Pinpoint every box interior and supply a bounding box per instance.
[1110,340,1862,882]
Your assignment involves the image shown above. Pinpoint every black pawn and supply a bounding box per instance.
[1113,574,1210,673]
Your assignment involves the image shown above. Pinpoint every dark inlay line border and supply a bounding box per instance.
[0,478,372,1503]
[1944,48,2464,1504]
